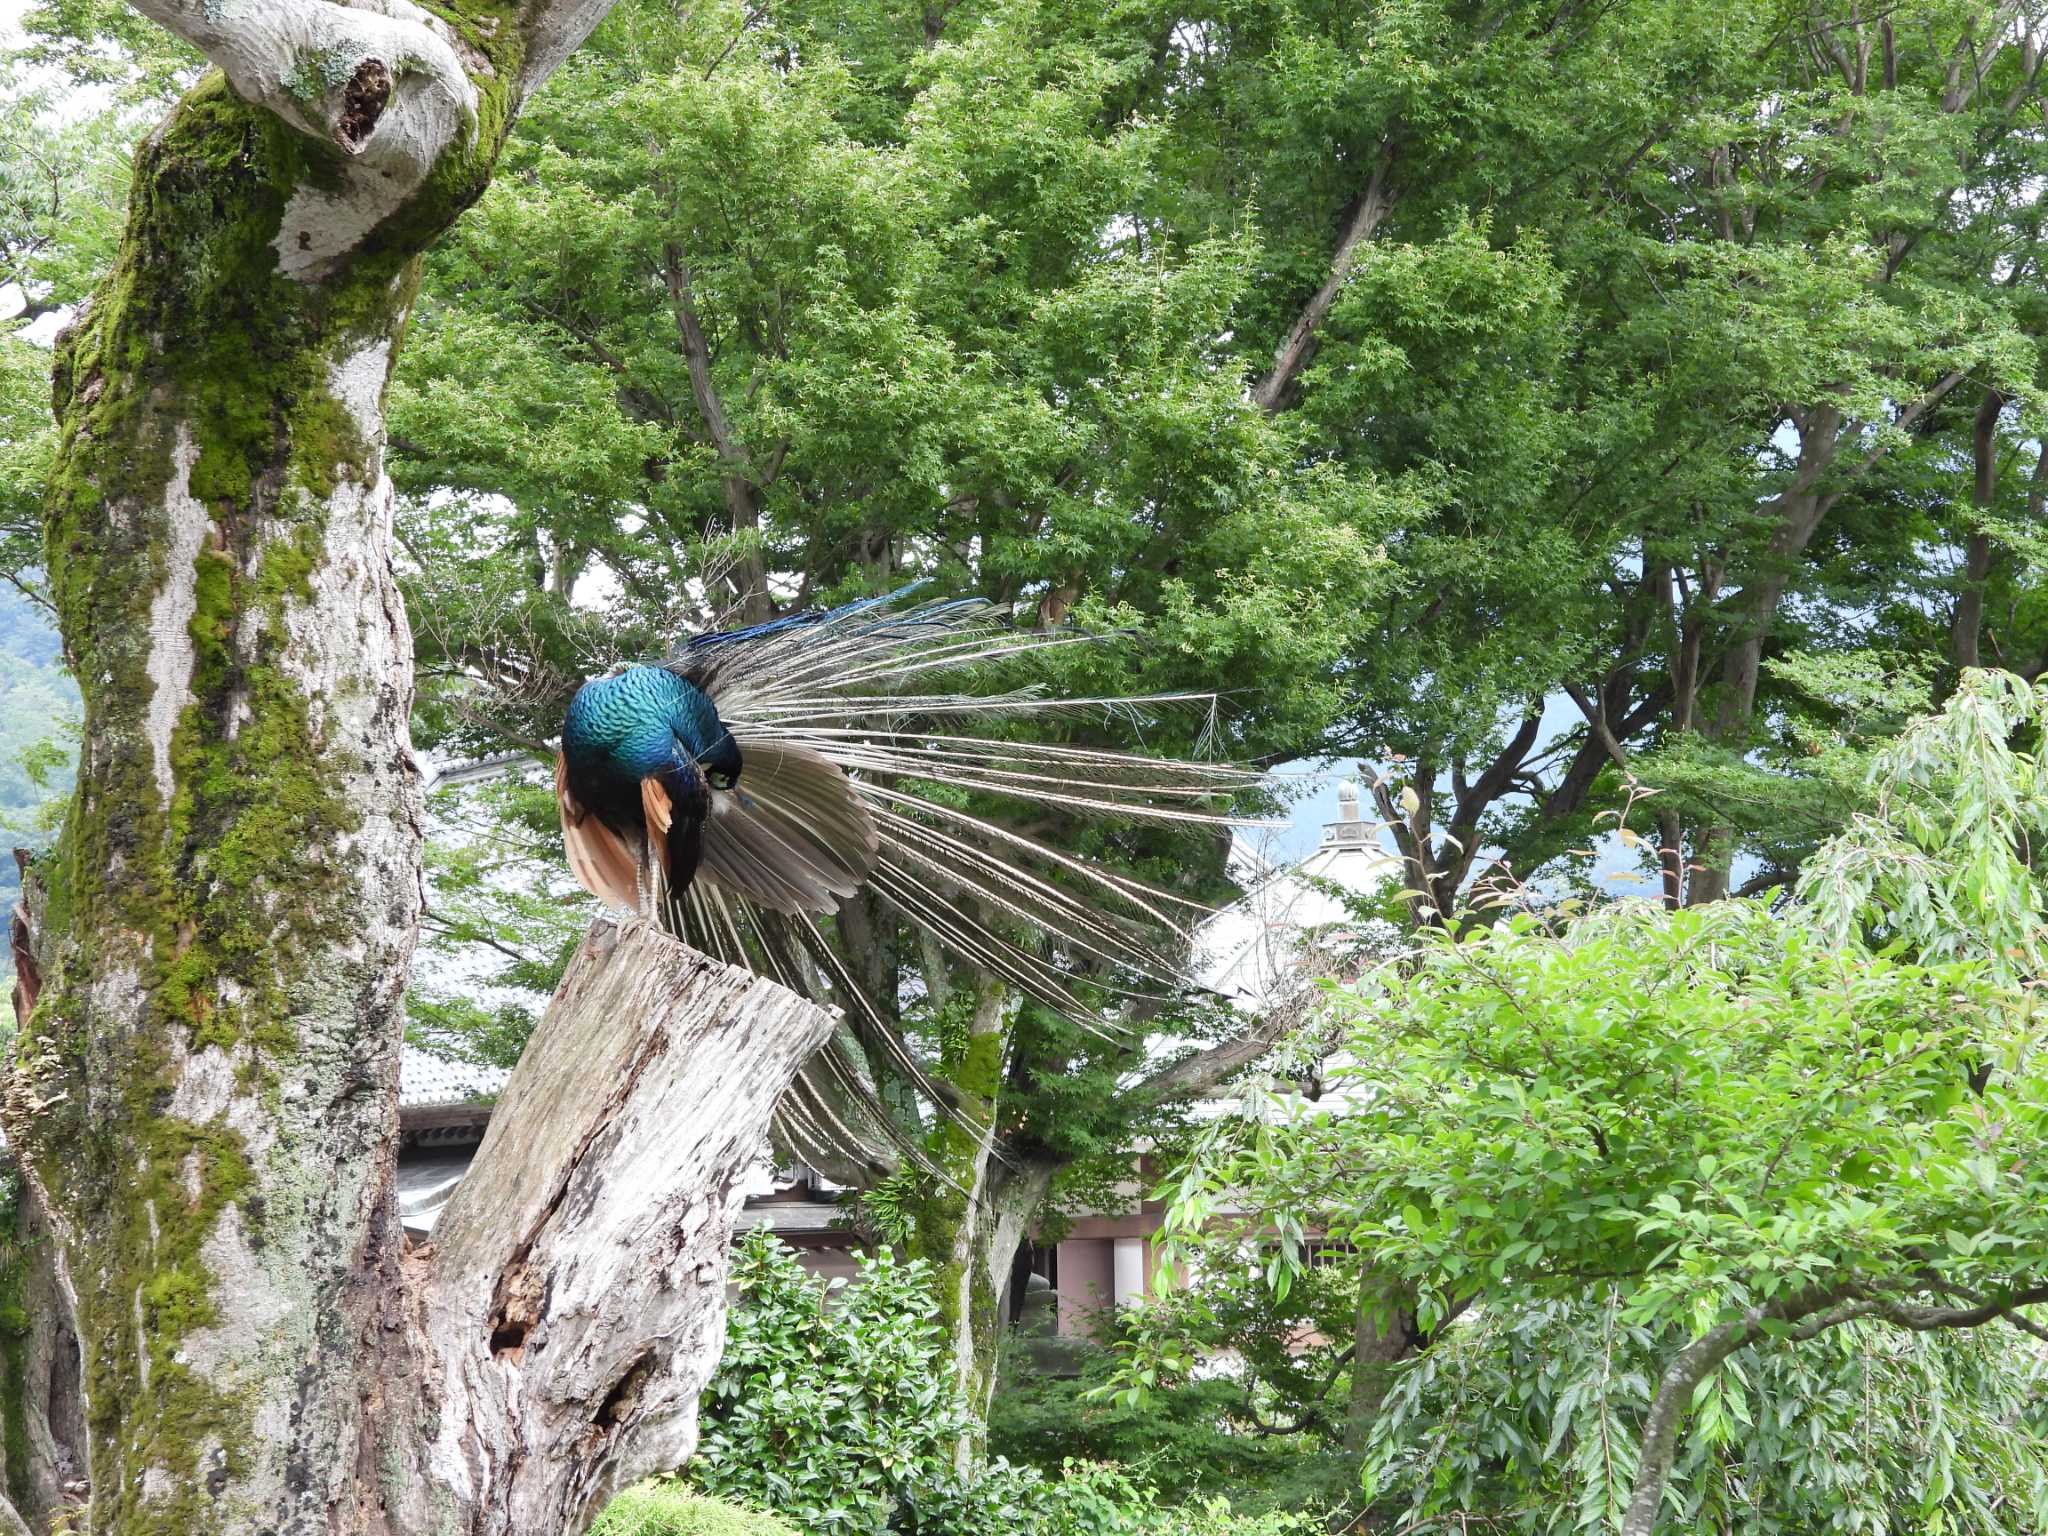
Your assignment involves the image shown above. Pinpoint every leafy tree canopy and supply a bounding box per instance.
[1130,672,2048,1532]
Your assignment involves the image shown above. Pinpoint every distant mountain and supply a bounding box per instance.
[0,584,77,984]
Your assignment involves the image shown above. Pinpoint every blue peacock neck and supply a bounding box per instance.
[564,666,734,783]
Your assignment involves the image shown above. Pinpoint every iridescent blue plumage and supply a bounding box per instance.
[562,666,737,784]
[559,665,741,901]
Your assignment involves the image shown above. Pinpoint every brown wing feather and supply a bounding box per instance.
[698,742,879,916]
[556,752,640,909]
[641,775,673,841]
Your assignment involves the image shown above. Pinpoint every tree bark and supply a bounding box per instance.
[412,922,836,1533]
[662,242,772,623]
[1685,405,1843,903]
[0,5,837,1530]
[1342,1275,1419,1452]
[901,980,1021,1466]
[940,1154,1056,1465]
[0,1156,87,1535]
[1952,387,2006,670]
[1251,139,1398,414]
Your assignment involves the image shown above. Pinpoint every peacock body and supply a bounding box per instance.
[554,587,1263,1171]
[559,665,741,902]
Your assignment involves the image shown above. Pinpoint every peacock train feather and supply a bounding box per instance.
[554,585,1268,1177]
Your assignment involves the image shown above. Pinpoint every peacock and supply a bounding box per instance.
[554,585,1262,1169]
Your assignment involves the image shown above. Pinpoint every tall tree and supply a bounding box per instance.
[384,0,1399,1425]
[0,3,857,1531]
[1244,0,2048,912]
[376,0,2048,1413]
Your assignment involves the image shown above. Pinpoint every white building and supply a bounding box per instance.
[1195,780,1400,1009]
[1044,780,1400,1337]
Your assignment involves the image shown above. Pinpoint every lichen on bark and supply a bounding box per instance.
[13,13,523,1525]
[0,4,797,1528]
[904,988,1010,1446]
[0,1164,33,1518]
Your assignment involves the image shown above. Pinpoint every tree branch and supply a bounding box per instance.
[1138,1013,1293,1102]
[124,1,633,280]
[662,240,772,620]
[125,0,483,279]
[1624,1279,2048,1536]
[519,0,634,96]
[1252,137,1398,412]
[1622,1288,1842,1536]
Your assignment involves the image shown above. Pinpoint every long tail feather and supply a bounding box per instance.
[654,585,1268,1174]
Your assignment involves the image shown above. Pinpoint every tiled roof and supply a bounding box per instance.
[399,1045,510,1110]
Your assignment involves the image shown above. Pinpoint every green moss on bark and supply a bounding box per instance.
[19,15,532,1523]
[906,997,1008,1425]
[0,1163,32,1519]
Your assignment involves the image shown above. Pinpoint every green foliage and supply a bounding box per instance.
[23,2,2048,1515]
[1362,1295,2048,1536]
[1801,668,2048,979]
[0,60,148,596]
[0,81,100,956]
[989,1347,1357,1520]
[1631,650,1940,893]
[1076,1247,1360,1433]
[14,1,203,102]
[394,0,1396,767]
[1131,674,2048,1532]
[592,1486,802,1536]
[1278,901,2038,1331]
[694,1228,1000,1534]
[407,768,589,1066]
[697,1232,1313,1536]
[384,0,1380,1388]
[693,1229,975,1532]
[0,585,75,986]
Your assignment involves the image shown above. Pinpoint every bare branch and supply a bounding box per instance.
[1252,138,1398,412]
[519,0,633,96]
[1138,1009,1295,1102]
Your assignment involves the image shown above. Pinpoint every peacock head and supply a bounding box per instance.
[697,726,742,791]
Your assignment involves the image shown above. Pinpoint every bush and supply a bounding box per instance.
[593,1484,800,1536]
[691,1228,980,1533]
[692,1231,1314,1536]
[989,1350,1355,1518]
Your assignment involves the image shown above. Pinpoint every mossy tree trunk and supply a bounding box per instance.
[935,1157,1054,1462]
[898,979,1055,1467]
[901,972,1300,1458]
[0,5,831,1533]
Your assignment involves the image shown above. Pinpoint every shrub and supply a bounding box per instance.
[592,1484,801,1536]
[691,1228,979,1533]
[692,1231,1315,1536]
[989,1348,1355,1518]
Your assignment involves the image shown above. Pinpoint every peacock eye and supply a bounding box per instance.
[707,768,737,792]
